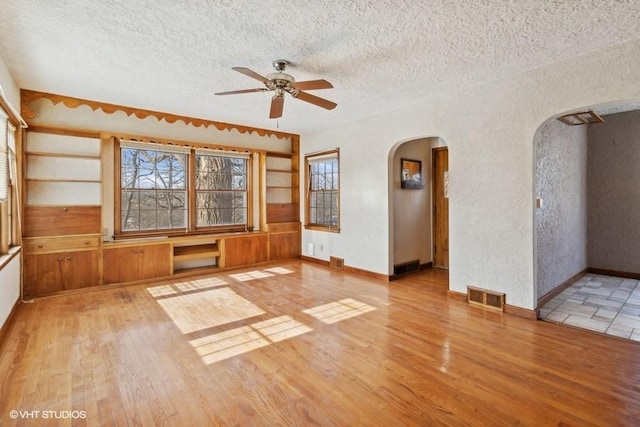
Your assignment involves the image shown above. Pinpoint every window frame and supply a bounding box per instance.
[304,148,340,233]
[0,105,18,255]
[114,139,253,238]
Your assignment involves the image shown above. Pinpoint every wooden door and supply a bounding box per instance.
[64,250,99,290]
[103,246,140,284]
[433,148,449,269]
[139,244,171,279]
[224,235,269,268]
[24,253,65,297]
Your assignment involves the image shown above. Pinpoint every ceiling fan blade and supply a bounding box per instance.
[293,91,337,110]
[232,67,270,84]
[291,79,334,90]
[269,95,284,119]
[215,88,264,95]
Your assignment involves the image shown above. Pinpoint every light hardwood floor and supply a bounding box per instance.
[1,260,639,426]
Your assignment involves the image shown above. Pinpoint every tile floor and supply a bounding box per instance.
[539,273,640,341]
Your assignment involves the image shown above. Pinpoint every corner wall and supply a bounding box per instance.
[535,120,588,301]
[588,110,640,273]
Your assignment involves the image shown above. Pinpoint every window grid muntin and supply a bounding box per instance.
[307,155,339,229]
[195,154,248,228]
[120,147,188,232]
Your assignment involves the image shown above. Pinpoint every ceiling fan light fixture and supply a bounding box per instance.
[215,59,337,118]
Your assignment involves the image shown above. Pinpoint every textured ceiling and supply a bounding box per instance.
[1,0,640,134]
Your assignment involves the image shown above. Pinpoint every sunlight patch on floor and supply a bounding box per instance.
[264,267,294,275]
[229,270,275,282]
[156,287,265,334]
[303,298,376,324]
[190,315,312,364]
[147,277,228,297]
[175,277,228,292]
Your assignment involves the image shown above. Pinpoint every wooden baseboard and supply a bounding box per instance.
[420,262,433,270]
[537,268,588,308]
[300,255,388,281]
[447,290,467,302]
[504,304,538,320]
[588,268,640,280]
[0,299,21,352]
[343,265,388,281]
[300,255,329,267]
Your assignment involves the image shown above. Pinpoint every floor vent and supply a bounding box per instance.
[467,286,505,312]
[393,260,420,276]
[329,256,344,270]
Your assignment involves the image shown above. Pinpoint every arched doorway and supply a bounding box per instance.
[534,100,640,339]
[388,136,448,276]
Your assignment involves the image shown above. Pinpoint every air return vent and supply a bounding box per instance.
[467,286,505,312]
[330,256,344,270]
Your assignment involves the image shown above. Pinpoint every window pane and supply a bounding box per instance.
[306,152,339,229]
[194,154,248,228]
[120,146,187,232]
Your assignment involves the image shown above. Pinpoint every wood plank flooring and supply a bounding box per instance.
[1,260,639,426]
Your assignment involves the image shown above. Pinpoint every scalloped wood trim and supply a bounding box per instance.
[20,89,296,141]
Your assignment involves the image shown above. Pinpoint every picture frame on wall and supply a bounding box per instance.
[400,158,424,189]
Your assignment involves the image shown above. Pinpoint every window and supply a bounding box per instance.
[195,152,248,227]
[0,106,17,254]
[0,108,8,202]
[117,140,251,236]
[120,142,188,232]
[305,149,339,232]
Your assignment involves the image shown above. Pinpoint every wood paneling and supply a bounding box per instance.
[103,243,171,284]
[224,234,269,268]
[269,232,300,260]
[24,253,64,296]
[2,262,639,425]
[23,235,100,253]
[63,250,99,290]
[139,244,171,279]
[23,249,99,297]
[269,222,300,260]
[24,206,101,237]
[267,203,299,223]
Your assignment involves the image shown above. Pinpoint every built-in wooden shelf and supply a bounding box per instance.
[173,243,220,262]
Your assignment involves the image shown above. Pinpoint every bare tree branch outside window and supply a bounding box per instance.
[121,148,187,231]
[308,158,339,227]
[120,145,249,233]
[195,154,247,227]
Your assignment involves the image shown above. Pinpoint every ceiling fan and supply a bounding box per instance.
[215,60,337,119]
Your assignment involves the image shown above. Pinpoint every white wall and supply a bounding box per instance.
[535,120,588,302]
[0,52,21,329]
[588,110,640,273]
[391,137,445,267]
[301,38,640,309]
[0,253,21,329]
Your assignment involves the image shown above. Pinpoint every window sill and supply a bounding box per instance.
[0,246,21,271]
[304,225,340,233]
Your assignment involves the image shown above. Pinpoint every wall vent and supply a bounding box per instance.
[329,256,344,270]
[467,286,505,312]
[557,110,604,126]
[394,259,420,276]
